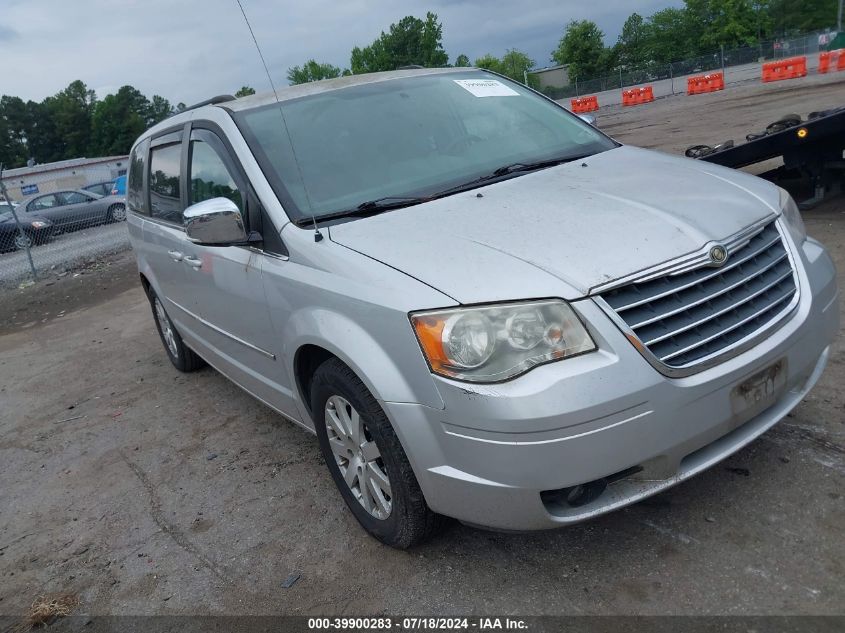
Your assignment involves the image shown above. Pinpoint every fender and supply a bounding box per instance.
[283,307,446,425]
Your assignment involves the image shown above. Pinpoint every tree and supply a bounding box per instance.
[454,54,471,67]
[235,86,256,97]
[551,20,609,80]
[648,8,699,62]
[44,80,96,160]
[147,95,173,126]
[474,54,504,74]
[616,13,651,68]
[91,86,150,156]
[287,60,343,85]
[767,0,835,36]
[499,49,535,82]
[684,0,760,50]
[350,12,449,73]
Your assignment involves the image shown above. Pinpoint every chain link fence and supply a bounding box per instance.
[1,181,130,289]
[536,28,837,100]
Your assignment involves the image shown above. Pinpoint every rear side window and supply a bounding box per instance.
[149,143,182,224]
[61,192,91,204]
[128,139,149,215]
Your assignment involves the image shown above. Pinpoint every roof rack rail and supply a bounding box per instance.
[397,65,425,70]
[181,95,237,112]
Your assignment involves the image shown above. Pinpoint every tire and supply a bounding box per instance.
[13,232,32,250]
[147,288,205,372]
[108,203,127,222]
[310,358,446,548]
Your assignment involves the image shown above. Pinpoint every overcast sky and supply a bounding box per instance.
[1,0,682,105]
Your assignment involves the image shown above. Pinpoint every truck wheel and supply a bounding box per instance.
[310,357,446,548]
[148,289,205,372]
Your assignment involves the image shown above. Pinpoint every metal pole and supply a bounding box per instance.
[619,67,623,89]
[839,0,843,32]
[720,44,726,75]
[670,63,674,94]
[575,76,579,96]
[0,166,38,282]
[523,69,528,86]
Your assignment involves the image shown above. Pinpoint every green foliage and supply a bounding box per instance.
[685,0,761,49]
[551,20,609,79]
[454,54,471,67]
[768,0,838,35]
[0,80,177,167]
[287,60,344,85]
[350,11,448,73]
[235,86,256,97]
[474,50,535,82]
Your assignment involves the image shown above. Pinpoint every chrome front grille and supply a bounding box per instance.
[600,220,797,370]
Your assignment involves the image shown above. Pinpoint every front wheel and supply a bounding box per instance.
[310,358,446,548]
[14,233,32,250]
[108,203,127,222]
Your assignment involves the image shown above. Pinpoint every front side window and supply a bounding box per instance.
[189,140,243,211]
[28,195,57,212]
[235,70,616,222]
[149,143,182,223]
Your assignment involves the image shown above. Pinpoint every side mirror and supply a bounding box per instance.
[577,114,597,127]
[184,197,248,245]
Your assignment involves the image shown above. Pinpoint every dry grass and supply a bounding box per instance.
[14,593,80,631]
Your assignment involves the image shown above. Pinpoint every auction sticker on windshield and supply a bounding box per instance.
[453,79,520,97]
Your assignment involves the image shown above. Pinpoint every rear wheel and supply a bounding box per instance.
[108,203,127,222]
[310,358,446,548]
[148,288,205,372]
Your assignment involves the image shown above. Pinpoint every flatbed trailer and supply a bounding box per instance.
[694,106,845,208]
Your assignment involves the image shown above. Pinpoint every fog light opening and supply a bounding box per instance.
[565,479,607,507]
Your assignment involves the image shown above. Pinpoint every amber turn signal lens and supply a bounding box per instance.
[796,128,808,139]
[411,314,448,372]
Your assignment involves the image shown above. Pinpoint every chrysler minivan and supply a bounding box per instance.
[127,68,838,548]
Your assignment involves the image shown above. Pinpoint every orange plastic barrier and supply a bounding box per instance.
[762,56,808,82]
[819,49,845,73]
[621,86,654,106]
[687,72,725,95]
[571,95,599,113]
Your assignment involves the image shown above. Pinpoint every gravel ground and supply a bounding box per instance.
[0,74,843,620]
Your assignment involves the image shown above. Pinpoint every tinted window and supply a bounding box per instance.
[28,195,57,212]
[128,139,149,215]
[236,71,616,221]
[149,143,182,223]
[189,140,243,210]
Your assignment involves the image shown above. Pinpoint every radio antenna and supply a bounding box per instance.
[235,0,322,241]
[235,0,280,103]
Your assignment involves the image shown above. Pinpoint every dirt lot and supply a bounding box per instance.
[1,73,843,619]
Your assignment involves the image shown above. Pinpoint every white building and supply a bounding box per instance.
[0,155,129,202]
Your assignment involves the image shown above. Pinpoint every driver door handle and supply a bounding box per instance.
[167,250,183,262]
[183,255,203,269]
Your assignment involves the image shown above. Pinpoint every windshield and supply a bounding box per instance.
[235,71,616,222]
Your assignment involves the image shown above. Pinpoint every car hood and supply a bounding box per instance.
[328,145,781,303]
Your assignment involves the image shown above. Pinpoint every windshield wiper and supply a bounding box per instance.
[296,196,429,226]
[428,153,593,199]
[491,154,591,177]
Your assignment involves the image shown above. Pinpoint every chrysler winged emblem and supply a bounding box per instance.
[709,244,728,266]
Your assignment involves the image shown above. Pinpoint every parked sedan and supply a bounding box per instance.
[0,209,54,252]
[21,189,127,231]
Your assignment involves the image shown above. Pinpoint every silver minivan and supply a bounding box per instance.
[127,68,839,548]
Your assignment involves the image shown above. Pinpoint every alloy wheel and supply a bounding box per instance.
[154,298,178,359]
[14,234,32,250]
[110,204,127,221]
[324,395,392,519]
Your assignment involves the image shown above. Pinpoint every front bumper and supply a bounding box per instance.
[384,237,839,531]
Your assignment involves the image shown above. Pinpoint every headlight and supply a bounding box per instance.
[411,300,596,382]
[30,221,48,228]
[779,187,806,243]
